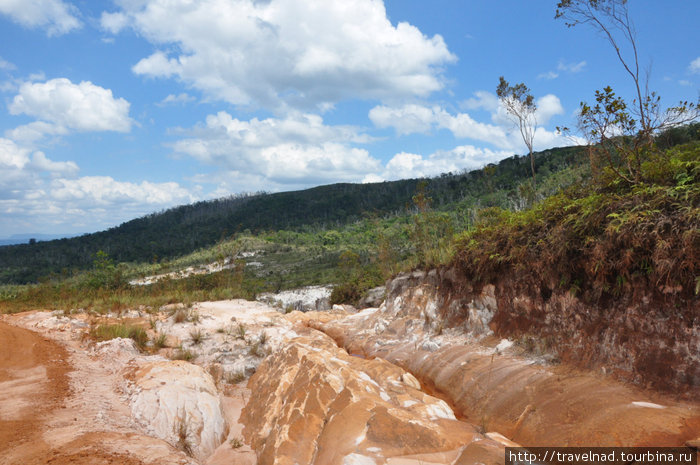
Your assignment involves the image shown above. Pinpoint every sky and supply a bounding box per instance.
[0,0,698,238]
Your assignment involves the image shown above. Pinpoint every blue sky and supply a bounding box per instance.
[0,0,698,237]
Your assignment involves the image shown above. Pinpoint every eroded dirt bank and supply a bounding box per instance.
[307,273,700,449]
[1,286,698,465]
[365,269,699,395]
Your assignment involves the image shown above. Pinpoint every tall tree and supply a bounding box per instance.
[555,0,699,184]
[497,77,538,187]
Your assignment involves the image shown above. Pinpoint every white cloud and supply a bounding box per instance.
[173,111,380,185]
[537,71,559,80]
[0,137,29,170]
[1,175,197,235]
[50,176,194,206]
[369,104,436,135]
[370,94,568,153]
[5,121,68,144]
[0,136,196,234]
[100,11,128,34]
[362,173,384,184]
[0,0,81,36]
[539,60,586,80]
[689,57,700,74]
[107,0,455,110]
[380,145,514,180]
[461,91,500,113]
[9,78,133,135]
[535,94,564,125]
[30,151,78,177]
[558,60,586,73]
[369,103,509,148]
[158,93,196,106]
[0,56,16,71]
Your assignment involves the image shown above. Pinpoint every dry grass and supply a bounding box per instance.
[175,411,194,457]
[189,328,206,345]
[171,346,196,362]
[89,323,148,350]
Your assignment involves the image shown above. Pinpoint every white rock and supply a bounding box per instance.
[129,361,228,460]
[343,453,378,465]
[631,401,666,409]
[495,339,514,353]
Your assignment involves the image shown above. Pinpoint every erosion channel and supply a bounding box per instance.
[1,271,698,465]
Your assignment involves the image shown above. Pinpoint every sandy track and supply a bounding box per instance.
[0,321,148,465]
[0,321,72,464]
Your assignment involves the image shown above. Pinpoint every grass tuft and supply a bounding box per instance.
[90,323,148,350]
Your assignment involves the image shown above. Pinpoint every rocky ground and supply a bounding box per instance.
[1,285,698,465]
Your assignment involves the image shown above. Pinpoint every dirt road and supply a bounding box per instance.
[0,321,145,465]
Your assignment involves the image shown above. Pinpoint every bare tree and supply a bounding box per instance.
[555,0,699,184]
[497,77,538,187]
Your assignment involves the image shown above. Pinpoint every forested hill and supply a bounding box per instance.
[0,145,584,284]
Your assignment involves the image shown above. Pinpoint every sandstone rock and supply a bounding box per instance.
[359,286,386,308]
[257,285,332,312]
[241,328,502,465]
[316,291,700,448]
[129,361,228,460]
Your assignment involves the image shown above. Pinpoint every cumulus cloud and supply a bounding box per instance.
[370,94,568,152]
[370,103,509,147]
[0,137,29,170]
[378,145,514,181]
[689,57,700,74]
[100,11,128,34]
[30,151,78,177]
[0,136,196,234]
[1,116,195,234]
[173,111,380,185]
[535,94,565,125]
[5,121,68,144]
[50,176,194,206]
[1,176,197,235]
[461,91,500,113]
[0,0,81,36]
[104,0,455,110]
[9,78,133,135]
[368,104,436,135]
[0,137,76,204]
[370,103,510,148]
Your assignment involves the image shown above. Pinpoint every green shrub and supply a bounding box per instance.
[454,143,700,300]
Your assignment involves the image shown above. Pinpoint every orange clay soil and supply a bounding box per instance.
[0,321,145,465]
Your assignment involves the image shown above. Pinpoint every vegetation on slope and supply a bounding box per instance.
[0,144,584,285]
[455,138,699,303]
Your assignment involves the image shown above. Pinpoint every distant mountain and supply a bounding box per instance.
[0,145,585,284]
[0,233,82,247]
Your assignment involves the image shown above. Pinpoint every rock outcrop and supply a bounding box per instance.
[241,328,506,465]
[129,361,228,460]
[363,269,699,395]
[311,280,700,448]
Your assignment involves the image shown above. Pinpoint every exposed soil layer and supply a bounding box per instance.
[312,277,700,449]
[389,268,699,396]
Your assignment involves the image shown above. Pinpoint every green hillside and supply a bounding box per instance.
[0,144,584,284]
